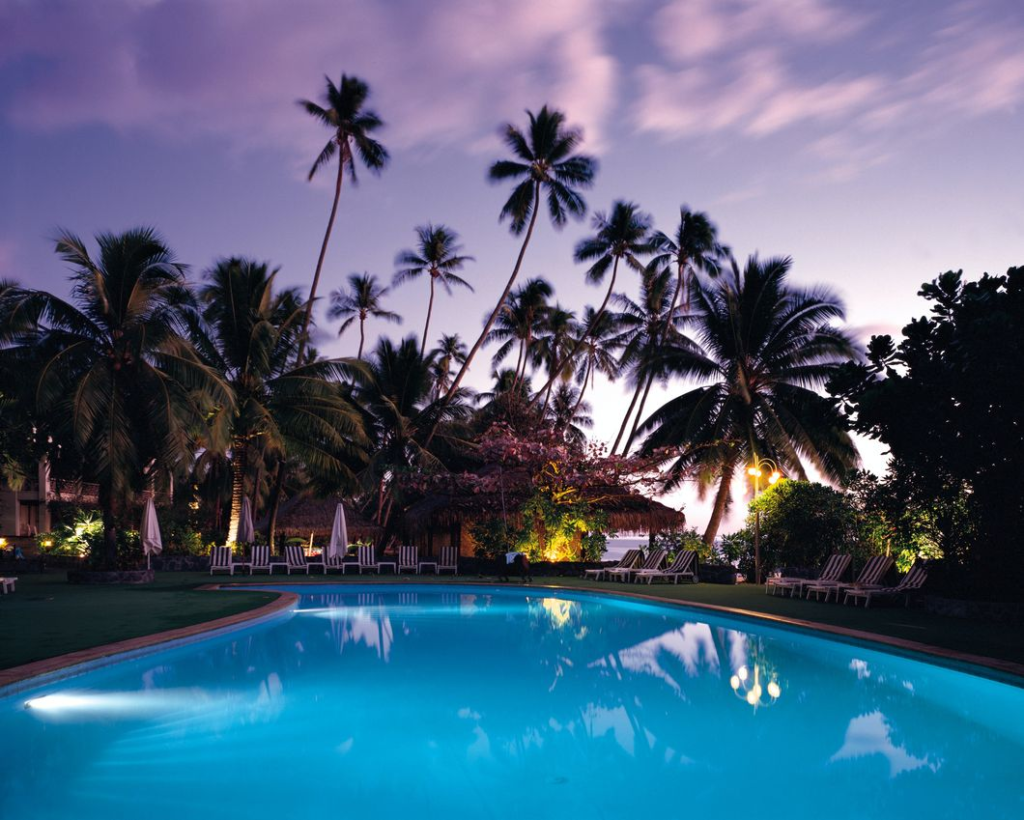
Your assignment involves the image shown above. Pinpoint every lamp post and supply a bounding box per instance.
[747,456,781,586]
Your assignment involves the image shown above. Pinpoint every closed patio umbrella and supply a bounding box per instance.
[238,497,255,544]
[326,503,348,561]
[141,497,162,570]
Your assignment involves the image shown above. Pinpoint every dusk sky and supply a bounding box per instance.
[3,0,1023,530]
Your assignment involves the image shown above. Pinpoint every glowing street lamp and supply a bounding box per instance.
[748,455,782,586]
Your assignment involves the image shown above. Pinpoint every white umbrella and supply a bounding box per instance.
[326,502,348,561]
[141,497,162,570]
[238,496,255,544]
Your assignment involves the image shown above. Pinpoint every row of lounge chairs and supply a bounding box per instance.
[209,544,458,576]
[584,549,699,585]
[767,554,929,607]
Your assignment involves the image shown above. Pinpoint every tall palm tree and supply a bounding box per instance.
[532,303,577,412]
[197,258,368,545]
[0,229,231,564]
[625,207,728,451]
[534,200,654,404]
[639,255,859,544]
[610,267,680,453]
[328,272,401,358]
[430,333,467,400]
[485,277,554,387]
[549,383,593,448]
[434,106,597,421]
[570,306,621,418]
[298,74,388,361]
[393,224,474,353]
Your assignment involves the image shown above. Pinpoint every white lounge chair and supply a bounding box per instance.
[248,545,272,575]
[766,554,850,598]
[844,563,928,608]
[583,549,641,581]
[278,544,324,574]
[608,549,666,582]
[357,544,381,574]
[209,546,241,575]
[324,552,355,573]
[806,555,893,602]
[1,577,17,594]
[438,546,458,575]
[635,550,698,584]
[397,545,419,574]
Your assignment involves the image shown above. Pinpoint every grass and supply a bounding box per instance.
[2,571,1021,673]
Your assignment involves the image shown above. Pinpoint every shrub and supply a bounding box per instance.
[654,527,715,563]
[36,509,103,556]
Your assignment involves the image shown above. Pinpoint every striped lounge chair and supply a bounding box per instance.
[209,546,241,576]
[248,545,272,575]
[583,549,641,582]
[438,546,458,575]
[805,555,893,602]
[397,545,419,574]
[844,563,928,608]
[766,554,850,598]
[634,550,698,585]
[608,549,666,582]
[280,544,325,574]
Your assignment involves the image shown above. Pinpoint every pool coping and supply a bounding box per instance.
[0,587,299,689]
[1,579,1020,689]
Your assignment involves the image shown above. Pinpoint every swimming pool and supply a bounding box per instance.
[2,585,1021,819]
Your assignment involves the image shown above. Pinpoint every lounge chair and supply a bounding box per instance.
[248,545,272,575]
[209,546,242,576]
[277,544,325,575]
[635,550,698,584]
[766,554,850,598]
[608,548,666,582]
[357,544,381,574]
[324,552,355,573]
[438,546,458,575]
[805,555,893,602]
[397,545,419,574]
[844,563,928,608]
[583,549,641,582]
[1,577,16,594]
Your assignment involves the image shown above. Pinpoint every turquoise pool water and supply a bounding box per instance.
[1,585,1021,819]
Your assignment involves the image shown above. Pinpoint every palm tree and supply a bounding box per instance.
[532,303,577,412]
[485,277,554,387]
[534,200,654,404]
[0,229,231,565]
[434,106,597,420]
[430,333,467,400]
[393,224,474,353]
[298,74,388,360]
[639,255,859,544]
[328,273,401,358]
[570,306,621,418]
[549,383,593,448]
[197,258,368,545]
[610,266,680,453]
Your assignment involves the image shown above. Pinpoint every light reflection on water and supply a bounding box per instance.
[1,585,1021,820]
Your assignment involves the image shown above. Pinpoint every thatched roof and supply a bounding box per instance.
[402,485,684,534]
[266,495,382,539]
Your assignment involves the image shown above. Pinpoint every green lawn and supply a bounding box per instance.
[2,571,1020,673]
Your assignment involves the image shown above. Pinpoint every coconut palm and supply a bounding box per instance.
[435,106,597,417]
[549,383,593,448]
[534,200,654,403]
[570,306,621,418]
[0,229,231,564]
[393,224,474,353]
[639,255,859,544]
[531,303,577,412]
[197,258,368,545]
[610,266,682,454]
[298,74,388,360]
[328,272,401,358]
[485,277,554,387]
[430,333,467,400]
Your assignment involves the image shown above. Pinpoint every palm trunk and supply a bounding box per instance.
[623,369,658,454]
[357,317,365,359]
[703,461,736,545]
[569,359,592,421]
[422,277,435,355]
[297,144,346,365]
[265,462,287,549]
[99,486,118,568]
[532,255,620,409]
[227,440,247,545]
[512,339,526,388]
[612,374,646,454]
[425,183,542,447]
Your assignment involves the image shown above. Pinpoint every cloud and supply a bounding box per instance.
[635,0,1024,180]
[0,0,617,161]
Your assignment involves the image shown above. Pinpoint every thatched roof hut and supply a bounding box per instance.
[267,495,381,541]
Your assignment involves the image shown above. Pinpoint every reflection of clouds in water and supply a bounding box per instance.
[727,630,749,675]
[591,623,722,694]
[831,711,941,777]
[581,704,635,756]
[849,658,916,693]
[308,602,394,661]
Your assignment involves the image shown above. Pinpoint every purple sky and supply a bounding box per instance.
[3,0,1023,532]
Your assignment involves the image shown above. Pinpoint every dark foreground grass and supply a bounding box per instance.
[1,571,1021,673]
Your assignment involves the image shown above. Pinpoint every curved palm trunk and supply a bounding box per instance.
[265,462,287,549]
[297,146,346,365]
[624,369,657,454]
[612,374,646,454]
[703,460,736,545]
[531,256,620,409]
[425,183,542,447]
[357,317,365,359]
[568,358,592,422]
[227,440,248,545]
[421,277,436,354]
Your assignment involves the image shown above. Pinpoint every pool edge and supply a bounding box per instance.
[0,588,299,689]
